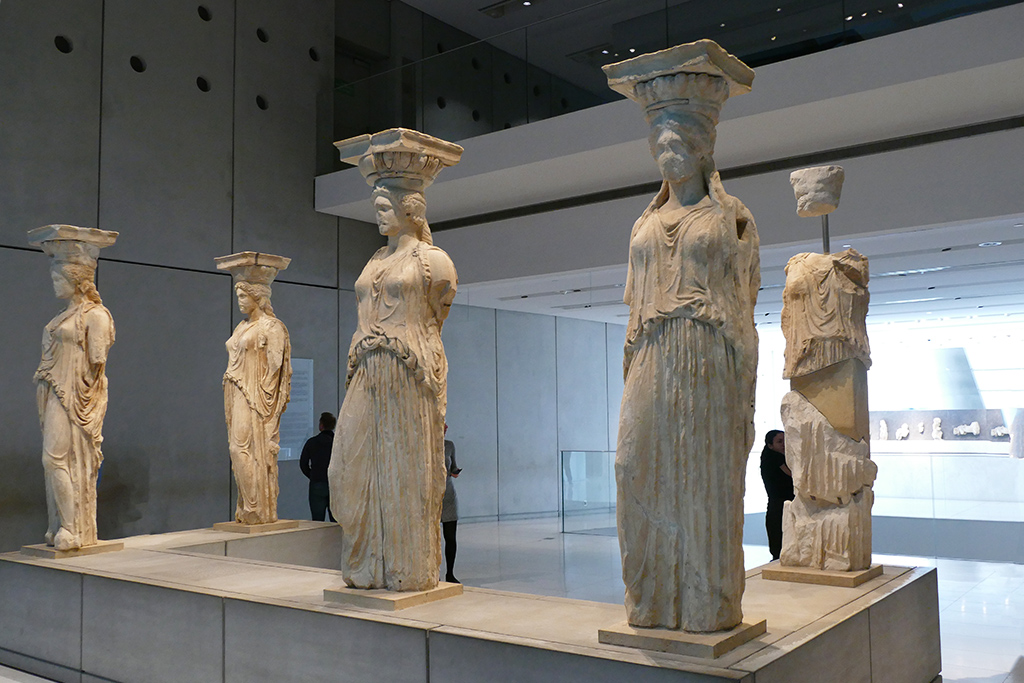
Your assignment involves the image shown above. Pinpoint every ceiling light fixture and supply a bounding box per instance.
[479,0,539,19]
[978,241,1002,247]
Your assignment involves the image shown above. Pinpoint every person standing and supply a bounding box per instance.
[760,429,793,560]
[300,412,336,522]
[441,424,461,583]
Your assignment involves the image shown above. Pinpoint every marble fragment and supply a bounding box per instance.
[216,252,292,525]
[781,391,875,571]
[781,249,870,379]
[931,417,943,440]
[879,420,888,440]
[1011,409,1024,458]
[604,40,759,633]
[952,421,981,436]
[329,128,462,592]
[895,423,911,441]
[789,165,845,217]
[28,224,118,551]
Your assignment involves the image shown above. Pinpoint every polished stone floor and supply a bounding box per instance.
[2,517,1022,682]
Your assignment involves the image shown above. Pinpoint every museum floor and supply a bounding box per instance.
[1,517,1021,683]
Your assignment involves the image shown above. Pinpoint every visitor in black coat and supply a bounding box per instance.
[760,429,793,561]
[300,412,337,522]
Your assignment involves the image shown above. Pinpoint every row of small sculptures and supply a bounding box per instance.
[30,39,875,637]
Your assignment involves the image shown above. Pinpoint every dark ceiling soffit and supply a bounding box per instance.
[431,114,1024,232]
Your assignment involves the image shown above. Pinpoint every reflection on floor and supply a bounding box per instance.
[2,517,1022,682]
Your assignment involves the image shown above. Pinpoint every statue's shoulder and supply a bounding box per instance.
[423,244,457,283]
[82,302,114,328]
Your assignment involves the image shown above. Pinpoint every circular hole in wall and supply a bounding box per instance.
[256,95,268,110]
[54,36,74,54]
[472,110,481,121]
[196,76,210,92]
[130,55,147,73]
[256,28,269,42]
[309,47,320,62]
[532,85,541,97]
[197,5,212,21]
[503,72,511,84]
[471,57,481,70]
[436,96,447,109]
[560,97,568,109]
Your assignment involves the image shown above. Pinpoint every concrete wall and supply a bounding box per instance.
[0,0,382,552]
[445,305,625,520]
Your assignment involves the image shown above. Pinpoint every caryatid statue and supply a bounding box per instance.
[780,166,876,572]
[330,128,461,592]
[215,251,292,526]
[29,224,117,551]
[603,41,760,633]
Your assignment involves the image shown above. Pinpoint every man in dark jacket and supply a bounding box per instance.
[300,412,336,522]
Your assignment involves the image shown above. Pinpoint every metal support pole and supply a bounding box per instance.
[821,214,830,254]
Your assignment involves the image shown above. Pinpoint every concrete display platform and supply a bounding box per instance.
[211,520,300,534]
[20,540,124,560]
[0,523,941,683]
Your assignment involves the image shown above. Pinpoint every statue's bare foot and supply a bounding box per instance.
[44,530,55,546]
[53,528,80,551]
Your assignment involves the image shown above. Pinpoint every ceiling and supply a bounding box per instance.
[318,4,1024,330]
[453,215,1024,328]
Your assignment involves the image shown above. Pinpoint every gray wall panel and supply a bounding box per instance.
[0,0,102,245]
[270,281,339,522]
[98,0,234,270]
[605,324,626,452]
[99,262,231,537]
[233,0,338,287]
[556,317,609,452]
[496,310,559,516]
[443,304,499,519]
[0,249,58,551]
[338,217,382,290]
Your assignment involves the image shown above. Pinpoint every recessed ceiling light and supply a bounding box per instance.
[522,1,531,5]
[601,49,609,54]
[978,241,1002,247]
[843,244,852,248]
[629,48,635,53]
[1014,223,1024,228]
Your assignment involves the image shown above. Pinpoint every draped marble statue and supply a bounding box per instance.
[780,166,876,572]
[603,41,760,632]
[330,128,461,592]
[29,225,118,551]
[215,252,292,525]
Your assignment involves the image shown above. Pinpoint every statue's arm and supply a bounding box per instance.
[426,248,458,325]
[84,307,115,367]
[264,321,287,375]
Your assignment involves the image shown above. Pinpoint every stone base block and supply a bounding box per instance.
[763,563,883,588]
[790,357,869,442]
[323,581,463,611]
[21,540,124,559]
[598,619,767,659]
[212,520,300,534]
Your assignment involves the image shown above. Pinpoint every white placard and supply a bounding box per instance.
[279,358,314,461]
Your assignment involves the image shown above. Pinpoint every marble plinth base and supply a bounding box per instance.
[211,520,299,534]
[323,581,463,611]
[21,540,124,559]
[599,619,767,658]
[763,563,883,588]
[0,524,941,683]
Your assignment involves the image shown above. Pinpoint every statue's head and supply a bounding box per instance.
[235,281,274,318]
[372,185,430,243]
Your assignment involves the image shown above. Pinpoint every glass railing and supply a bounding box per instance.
[332,0,1021,157]
[561,450,616,534]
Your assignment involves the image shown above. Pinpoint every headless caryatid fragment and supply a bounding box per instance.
[29,225,118,552]
[603,40,759,632]
[780,166,875,572]
[329,128,461,592]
